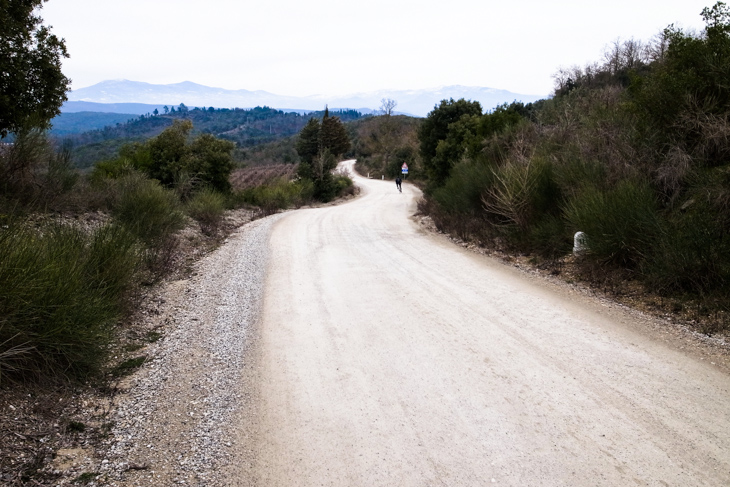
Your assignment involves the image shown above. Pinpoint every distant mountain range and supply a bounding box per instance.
[65,80,546,117]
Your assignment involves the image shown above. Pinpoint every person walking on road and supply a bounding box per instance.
[395,176,402,193]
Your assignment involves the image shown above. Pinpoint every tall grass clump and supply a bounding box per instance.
[0,222,141,382]
[232,177,313,215]
[564,179,661,267]
[108,173,186,247]
[644,201,730,295]
[186,188,226,235]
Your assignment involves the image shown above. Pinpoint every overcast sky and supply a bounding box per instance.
[42,0,710,97]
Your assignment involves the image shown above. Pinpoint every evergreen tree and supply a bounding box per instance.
[295,117,321,165]
[418,98,482,185]
[319,106,350,156]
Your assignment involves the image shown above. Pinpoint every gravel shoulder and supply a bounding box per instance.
[97,213,284,486]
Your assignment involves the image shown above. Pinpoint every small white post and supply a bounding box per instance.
[573,232,588,255]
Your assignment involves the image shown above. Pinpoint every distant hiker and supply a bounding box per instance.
[395,177,402,192]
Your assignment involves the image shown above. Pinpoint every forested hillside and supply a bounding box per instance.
[61,106,364,168]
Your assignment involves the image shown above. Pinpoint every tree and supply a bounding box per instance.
[163,105,169,114]
[120,120,235,192]
[380,98,397,116]
[185,133,235,192]
[295,117,321,166]
[418,98,482,185]
[153,108,159,116]
[0,0,70,137]
[319,107,350,156]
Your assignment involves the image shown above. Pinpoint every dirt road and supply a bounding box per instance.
[234,161,729,486]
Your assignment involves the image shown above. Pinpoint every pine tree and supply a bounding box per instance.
[319,106,350,156]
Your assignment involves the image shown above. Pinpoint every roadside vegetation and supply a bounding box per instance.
[414,3,730,333]
[0,107,356,385]
[349,98,422,181]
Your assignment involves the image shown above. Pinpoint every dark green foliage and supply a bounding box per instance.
[564,179,661,266]
[186,188,226,235]
[644,171,730,294]
[0,0,70,137]
[112,120,235,193]
[418,98,482,185]
[108,173,186,247]
[319,108,351,156]
[294,110,353,202]
[186,133,235,192]
[295,118,320,165]
[0,222,141,382]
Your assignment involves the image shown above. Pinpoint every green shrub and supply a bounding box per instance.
[432,161,495,215]
[111,173,186,247]
[564,178,660,266]
[0,222,141,382]
[525,214,573,258]
[232,178,313,215]
[644,202,730,294]
[186,188,226,235]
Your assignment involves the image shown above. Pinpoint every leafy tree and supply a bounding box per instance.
[153,108,159,116]
[146,119,192,185]
[115,119,234,193]
[185,133,234,192]
[0,0,70,137]
[418,98,482,185]
[163,105,169,114]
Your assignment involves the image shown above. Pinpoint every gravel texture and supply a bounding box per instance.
[96,213,283,486]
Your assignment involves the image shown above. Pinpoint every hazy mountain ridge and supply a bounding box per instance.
[68,80,546,117]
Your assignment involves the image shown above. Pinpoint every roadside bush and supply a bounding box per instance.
[483,158,560,231]
[0,222,141,382]
[232,177,312,215]
[186,188,226,235]
[564,178,660,266]
[110,173,186,247]
[644,201,730,294]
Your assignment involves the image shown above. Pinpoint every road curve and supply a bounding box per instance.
[238,161,730,486]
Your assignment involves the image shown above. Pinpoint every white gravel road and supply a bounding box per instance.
[105,161,729,487]
[240,161,730,486]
